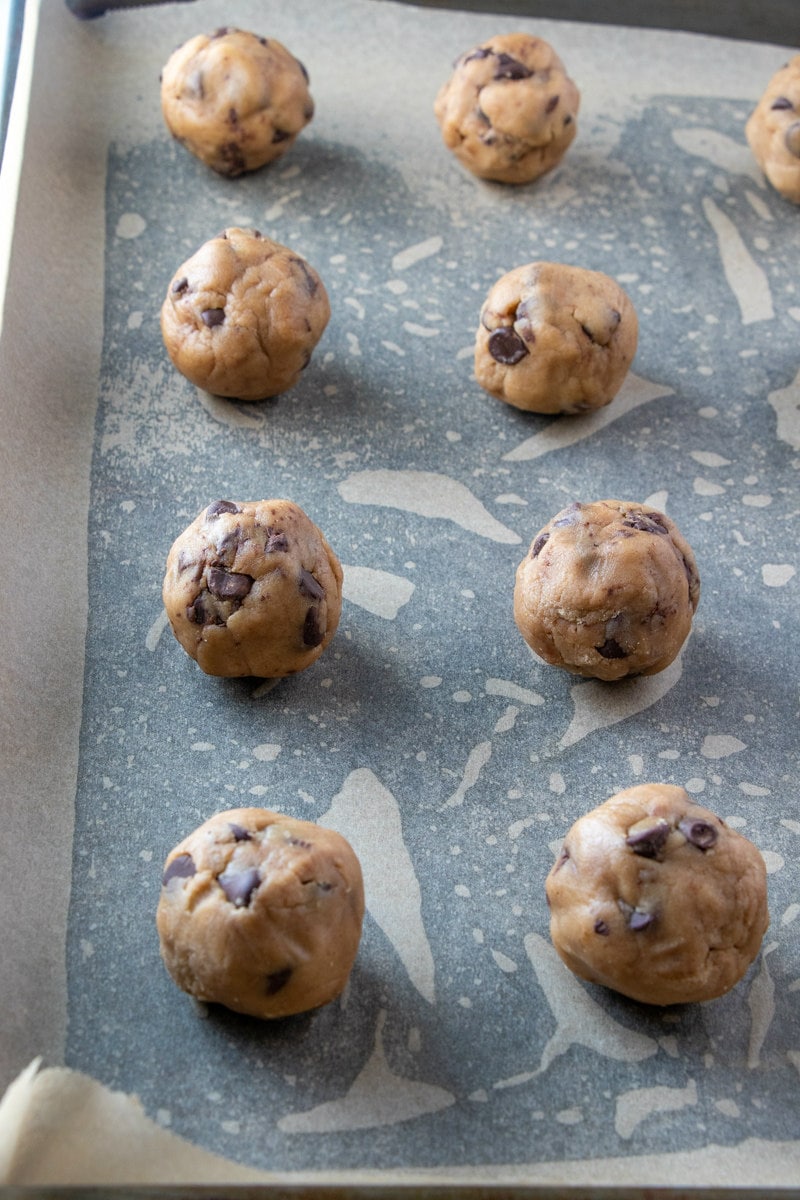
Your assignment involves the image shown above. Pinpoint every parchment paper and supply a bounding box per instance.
[0,0,798,1185]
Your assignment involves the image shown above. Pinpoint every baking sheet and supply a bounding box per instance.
[0,0,798,1186]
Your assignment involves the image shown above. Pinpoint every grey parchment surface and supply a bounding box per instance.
[2,0,799,1182]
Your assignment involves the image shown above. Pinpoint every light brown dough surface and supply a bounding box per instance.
[475,261,638,413]
[434,32,579,184]
[160,28,313,177]
[161,227,330,401]
[157,808,365,1019]
[514,500,700,680]
[745,55,800,204]
[546,785,769,1006]
[162,498,343,678]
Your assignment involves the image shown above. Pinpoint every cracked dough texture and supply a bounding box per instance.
[546,785,769,1006]
[157,808,365,1019]
[475,261,638,413]
[162,498,343,678]
[161,226,330,400]
[160,28,314,177]
[745,55,800,204]
[514,500,700,680]
[434,32,579,184]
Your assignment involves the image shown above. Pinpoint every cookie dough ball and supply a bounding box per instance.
[475,262,638,413]
[157,808,365,1019]
[514,500,700,680]
[434,33,579,184]
[163,498,343,678]
[161,227,330,400]
[160,28,314,177]
[745,56,800,204]
[546,785,769,1006]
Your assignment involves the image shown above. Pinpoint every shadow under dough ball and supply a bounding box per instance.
[434,32,579,184]
[160,27,314,177]
[162,498,343,678]
[514,500,700,680]
[161,227,330,400]
[545,784,769,1006]
[157,808,365,1019]
[745,54,800,204]
[475,261,638,413]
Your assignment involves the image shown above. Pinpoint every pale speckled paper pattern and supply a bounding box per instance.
[1,0,799,1184]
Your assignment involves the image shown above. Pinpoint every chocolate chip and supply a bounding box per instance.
[211,26,231,39]
[298,569,325,601]
[177,550,203,581]
[596,638,629,659]
[265,967,293,995]
[213,529,241,569]
[162,853,196,886]
[171,277,189,295]
[303,607,324,647]
[218,866,260,907]
[218,143,246,176]
[626,821,670,858]
[228,823,251,842]
[493,52,532,80]
[290,256,319,297]
[272,129,292,143]
[629,909,656,931]
[265,531,289,554]
[207,567,253,601]
[785,121,800,158]
[531,532,549,558]
[622,511,669,535]
[287,836,313,849]
[678,818,718,850]
[545,94,559,114]
[552,502,582,526]
[488,327,529,365]
[201,308,225,328]
[206,500,240,519]
[294,56,309,82]
[594,919,610,936]
[187,593,214,625]
[186,70,204,100]
[771,96,794,110]
[462,47,491,65]
[552,845,570,872]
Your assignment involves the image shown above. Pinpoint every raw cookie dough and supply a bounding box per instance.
[162,498,343,678]
[745,55,800,204]
[161,227,330,400]
[157,808,365,1019]
[475,262,638,413]
[160,27,314,177]
[546,785,769,1006]
[434,33,579,184]
[514,500,700,680]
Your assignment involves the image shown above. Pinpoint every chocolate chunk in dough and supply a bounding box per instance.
[546,785,769,1005]
[157,808,364,1019]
